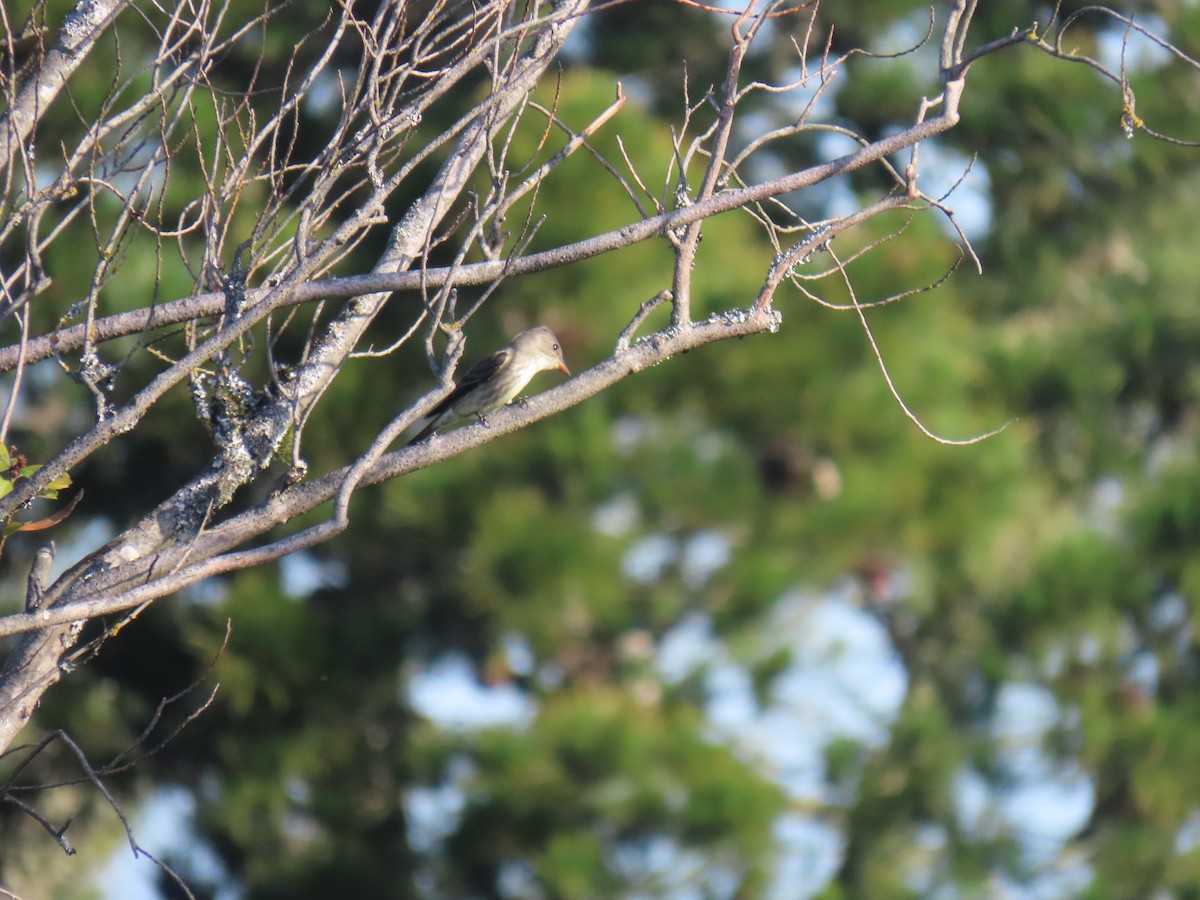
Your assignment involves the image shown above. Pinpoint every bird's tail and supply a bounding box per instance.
[406,419,438,446]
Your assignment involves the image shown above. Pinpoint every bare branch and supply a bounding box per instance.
[0,0,131,171]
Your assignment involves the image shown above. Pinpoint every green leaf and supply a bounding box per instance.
[14,465,72,498]
[45,471,72,492]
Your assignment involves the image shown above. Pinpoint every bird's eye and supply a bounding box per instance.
[553,343,559,351]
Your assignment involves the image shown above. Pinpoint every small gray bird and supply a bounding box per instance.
[408,326,570,445]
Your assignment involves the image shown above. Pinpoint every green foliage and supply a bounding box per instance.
[0,442,74,539]
[0,443,71,501]
[434,690,784,895]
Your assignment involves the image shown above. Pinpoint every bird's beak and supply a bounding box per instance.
[557,362,571,376]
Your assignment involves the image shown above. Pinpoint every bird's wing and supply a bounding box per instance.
[424,346,512,418]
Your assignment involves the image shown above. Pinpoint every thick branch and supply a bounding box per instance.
[0,306,780,639]
[0,0,131,171]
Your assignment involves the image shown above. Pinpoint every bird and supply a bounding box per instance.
[407,326,570,445]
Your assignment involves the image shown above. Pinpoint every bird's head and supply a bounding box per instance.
[512,325,570,376]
